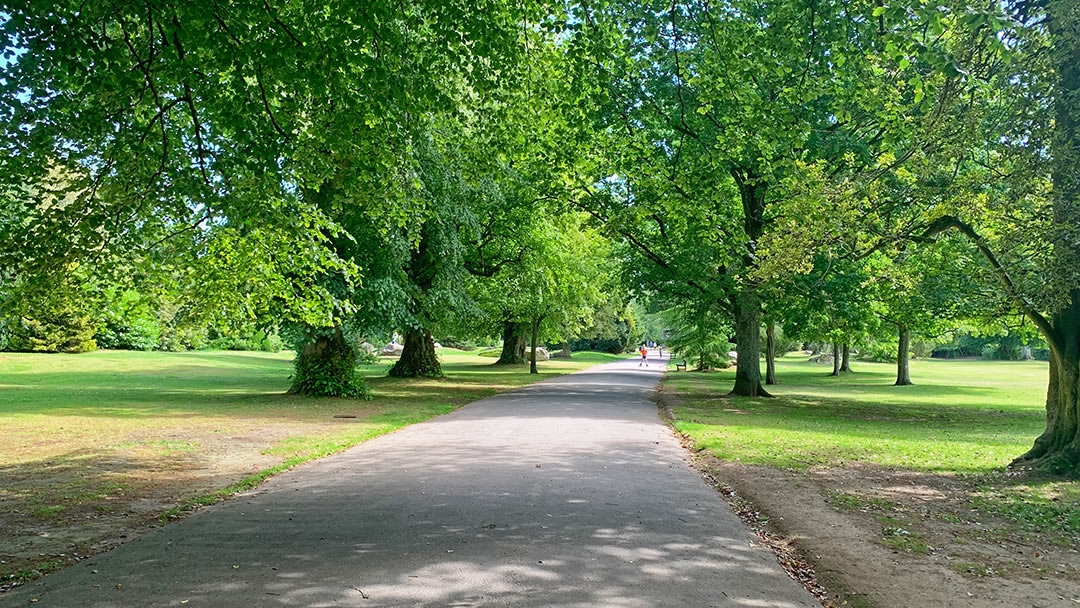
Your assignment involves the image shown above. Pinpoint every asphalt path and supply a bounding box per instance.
[4,354,817,607]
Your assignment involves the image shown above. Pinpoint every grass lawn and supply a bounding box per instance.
[666,354,1048,472]
[0,347,627,587]
[662,353,1079,604]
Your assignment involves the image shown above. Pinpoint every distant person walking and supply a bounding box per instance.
[639,346,649,367]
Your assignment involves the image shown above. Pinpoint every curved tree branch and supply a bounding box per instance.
[921,214,1059,349]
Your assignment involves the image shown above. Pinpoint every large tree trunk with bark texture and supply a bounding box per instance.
[730,291,770,397]
[1016,5,1080,470]
[389,222,443,378]
[497,321,528,364]
[895,325,912,386]
[560,340,572,359]
[830,343,840,376]
[1015,307,1080,474]
[1011,0,1079,474]
[765,320,777,385]
[388,328,442,378]
[728,171,771,397]
[841,344,851,372]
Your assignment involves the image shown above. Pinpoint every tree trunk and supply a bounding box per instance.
[895,325,912,386]
[830,343,840,376]
[289,326,367,398]
[388,327,442,378]
[1013,303,1080,474]
[529,316,541,374]
[560,340,572,359]
[729,291,770,397]
[1011,0,1080,474]
[1004,0,1080,475]
[841,343,851,372]
[728,170,770,396]
[497,321,528,364]
[765,319,777,385]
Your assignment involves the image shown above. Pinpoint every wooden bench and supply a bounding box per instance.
[676,359,687,371]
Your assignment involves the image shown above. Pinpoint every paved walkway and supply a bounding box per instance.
[5,356,816,607]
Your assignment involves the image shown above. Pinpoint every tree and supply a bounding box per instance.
[0,0,543,392]
[561,0,958,397]
[793,0,1080,470]
[909,0,1080,471]
[472,213,613,373]
[774,256,877,378]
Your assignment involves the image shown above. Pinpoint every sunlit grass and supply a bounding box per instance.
[666,354,1048,472]
[0,347,626,561]
[665,354,1078,543]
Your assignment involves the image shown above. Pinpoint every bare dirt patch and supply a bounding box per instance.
[0,419,338,592]
[699,458,1080,608]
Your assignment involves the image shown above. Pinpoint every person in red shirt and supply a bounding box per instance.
[639,346,649,367]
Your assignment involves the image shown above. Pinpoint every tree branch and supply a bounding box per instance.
[921,215,1059,348]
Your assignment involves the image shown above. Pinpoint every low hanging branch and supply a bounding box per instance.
[921,214,1060,351]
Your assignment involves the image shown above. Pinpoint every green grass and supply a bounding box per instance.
[30,505,66,519]
[667,354,1047,473]
[0,348,625,445]
[0,346,627,470]
[665,353,1080,546]
[879,516,930,554]
[971,481,1080,542]
[824,490,897,512]
[0,347,627,583]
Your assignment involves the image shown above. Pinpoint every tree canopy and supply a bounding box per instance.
[1,0,1078,474]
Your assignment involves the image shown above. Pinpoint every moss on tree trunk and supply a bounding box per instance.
[388,328,442,378]
[1011,0,1080,475]
[497,321,528,364]
[290,327,368,398]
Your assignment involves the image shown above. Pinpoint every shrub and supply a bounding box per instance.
[96,317,161,351]
[861,340,898,363]
[437,336,495,350]
[253,329,283,353]
[356,347,380,364]
[202,327,283,352]
[911,339,936,359]
[981,342,1022,361]
[156,300,208,351]
[0,317,14,351]
[13,313,97,353]
[158,324,208,351]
